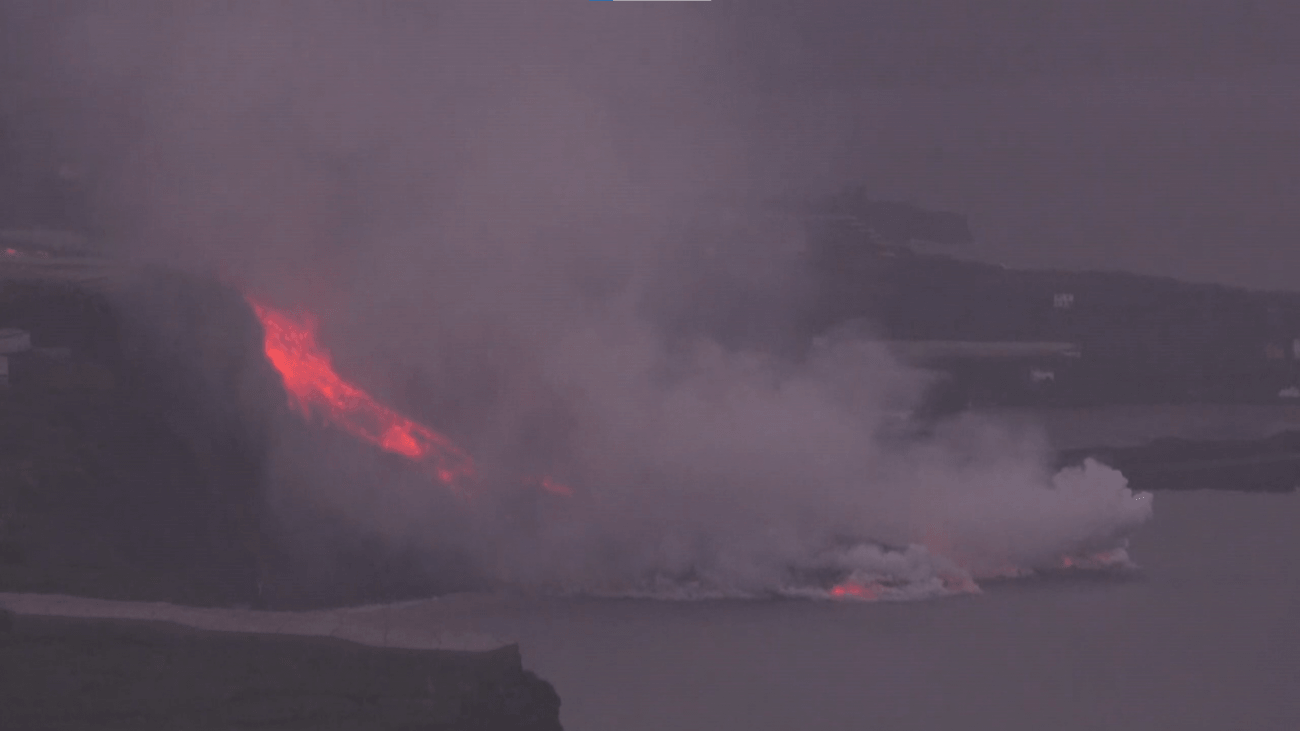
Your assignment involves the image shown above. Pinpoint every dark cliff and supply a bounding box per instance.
[0,610,562,731]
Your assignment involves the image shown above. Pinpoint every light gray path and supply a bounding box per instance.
[0,592,508,652]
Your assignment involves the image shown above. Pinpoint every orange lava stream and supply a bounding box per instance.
[247,297,477,490]
[830,582,880,601]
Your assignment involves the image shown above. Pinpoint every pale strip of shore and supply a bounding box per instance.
[0,591,509,652]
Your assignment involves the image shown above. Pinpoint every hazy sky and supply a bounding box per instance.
[3,0,1300,290]
[721,1,1300,290]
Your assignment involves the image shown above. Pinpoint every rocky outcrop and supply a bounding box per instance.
[0,611,562,731]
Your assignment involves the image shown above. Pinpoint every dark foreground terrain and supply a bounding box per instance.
[0,608,562,731]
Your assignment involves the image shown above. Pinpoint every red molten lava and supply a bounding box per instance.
[830,581,880,601]
[248,297,477,490]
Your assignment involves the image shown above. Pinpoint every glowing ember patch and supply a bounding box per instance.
[830,581,880,601]
[380,425,422,458]
[1056,549,1133,571]
[536,477,574,497]
[247,297,477,491]
[1,247,48,258]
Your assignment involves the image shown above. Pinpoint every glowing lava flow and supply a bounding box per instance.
[248,298,477,490]
[830,582,880,601]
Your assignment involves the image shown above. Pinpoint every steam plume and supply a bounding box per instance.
[14,1,1152,600]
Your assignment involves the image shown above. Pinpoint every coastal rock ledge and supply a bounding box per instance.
[0,607,563,731]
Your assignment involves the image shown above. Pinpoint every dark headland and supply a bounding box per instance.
[0,266,565,729]
[0,607,561,731]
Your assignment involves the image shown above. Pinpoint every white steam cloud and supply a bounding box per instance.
[19,1,1152,600]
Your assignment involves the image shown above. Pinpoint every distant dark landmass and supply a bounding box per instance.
[819,251,1300,410]
[1059,431,1300,494]
[655,188,1300,413]
[726,186,1300,411]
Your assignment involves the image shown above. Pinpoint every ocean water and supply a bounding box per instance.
[378,489,1299,731]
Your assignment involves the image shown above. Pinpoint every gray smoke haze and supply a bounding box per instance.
[11,1,1152,599]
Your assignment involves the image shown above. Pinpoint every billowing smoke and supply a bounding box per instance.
[12,1,1151,600]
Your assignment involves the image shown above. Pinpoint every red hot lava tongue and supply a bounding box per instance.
[247,297,477,490]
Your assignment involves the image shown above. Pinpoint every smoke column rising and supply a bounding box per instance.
[18,1,1151,599]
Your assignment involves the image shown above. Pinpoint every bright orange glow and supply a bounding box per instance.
[830,581,880,600]
[248,297,477,491]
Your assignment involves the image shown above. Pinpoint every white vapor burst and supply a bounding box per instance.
[465,332,1153,599]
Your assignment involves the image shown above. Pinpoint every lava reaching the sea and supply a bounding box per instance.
[247,297,478,491]
[245,295,1135,602]
[829,582,880,601]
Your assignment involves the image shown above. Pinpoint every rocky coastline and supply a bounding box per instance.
[0,606,561,731]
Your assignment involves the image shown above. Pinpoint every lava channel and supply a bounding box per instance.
[248,297,478,491]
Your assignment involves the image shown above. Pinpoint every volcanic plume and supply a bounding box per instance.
[25,2,1156,602]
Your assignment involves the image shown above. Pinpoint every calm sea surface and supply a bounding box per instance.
[373,490,1298,731]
